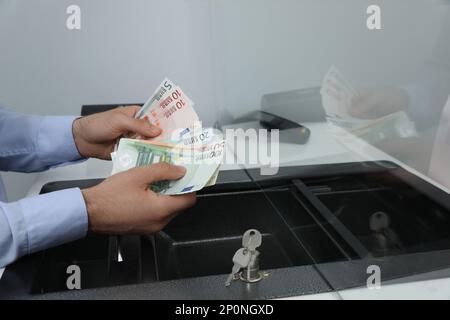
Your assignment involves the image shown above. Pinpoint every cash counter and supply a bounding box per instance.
[2,158,450,299]
[2,96,450,299]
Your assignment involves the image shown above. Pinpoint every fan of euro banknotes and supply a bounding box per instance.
[111,79,224,195]
[321,65,417,144]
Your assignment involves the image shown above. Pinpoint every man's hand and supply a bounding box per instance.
[72,106,161,160]
[81,163,196,234]
[349,86,410,119]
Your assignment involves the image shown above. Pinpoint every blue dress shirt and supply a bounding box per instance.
[0,108,88,267]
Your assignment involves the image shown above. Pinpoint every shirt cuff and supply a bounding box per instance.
[37,116,84,166]
[15,188,88,254]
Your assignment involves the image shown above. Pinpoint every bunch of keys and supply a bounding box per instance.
[369,211,403,252]
[225,229,262,287]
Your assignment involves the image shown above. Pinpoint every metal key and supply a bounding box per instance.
[242,229,262,251]
[369,211,390,232]
[225,248,251,287]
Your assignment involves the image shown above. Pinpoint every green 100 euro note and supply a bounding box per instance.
[111,137,224,195]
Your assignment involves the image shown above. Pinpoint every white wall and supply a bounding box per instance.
[0,0,215,119]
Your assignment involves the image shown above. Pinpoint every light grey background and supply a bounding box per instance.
[0,0,447,200]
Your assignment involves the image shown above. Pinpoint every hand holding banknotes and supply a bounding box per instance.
[348,86,410,119]
[111,78,224,195]
[72,104,197,234]
[82,163,196,234]
[0,80,214,267]
[73,78,222,234]
[321,66,417,146]
[72,105,162,160]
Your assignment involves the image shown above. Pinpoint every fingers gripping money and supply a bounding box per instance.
[111,79,224,195]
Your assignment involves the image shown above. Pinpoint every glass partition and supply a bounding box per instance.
[215,0,450,294]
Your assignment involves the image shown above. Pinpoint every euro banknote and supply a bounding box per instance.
[112,78,223,194]
[135,78,199,142]
[112,136,224,195]
[321,66,417,143]
[321,65,366,128]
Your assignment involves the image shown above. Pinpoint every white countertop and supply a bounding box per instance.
[2,121,450,299]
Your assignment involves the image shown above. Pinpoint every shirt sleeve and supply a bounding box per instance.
[0,187,88,267]
[0,108,84,173]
